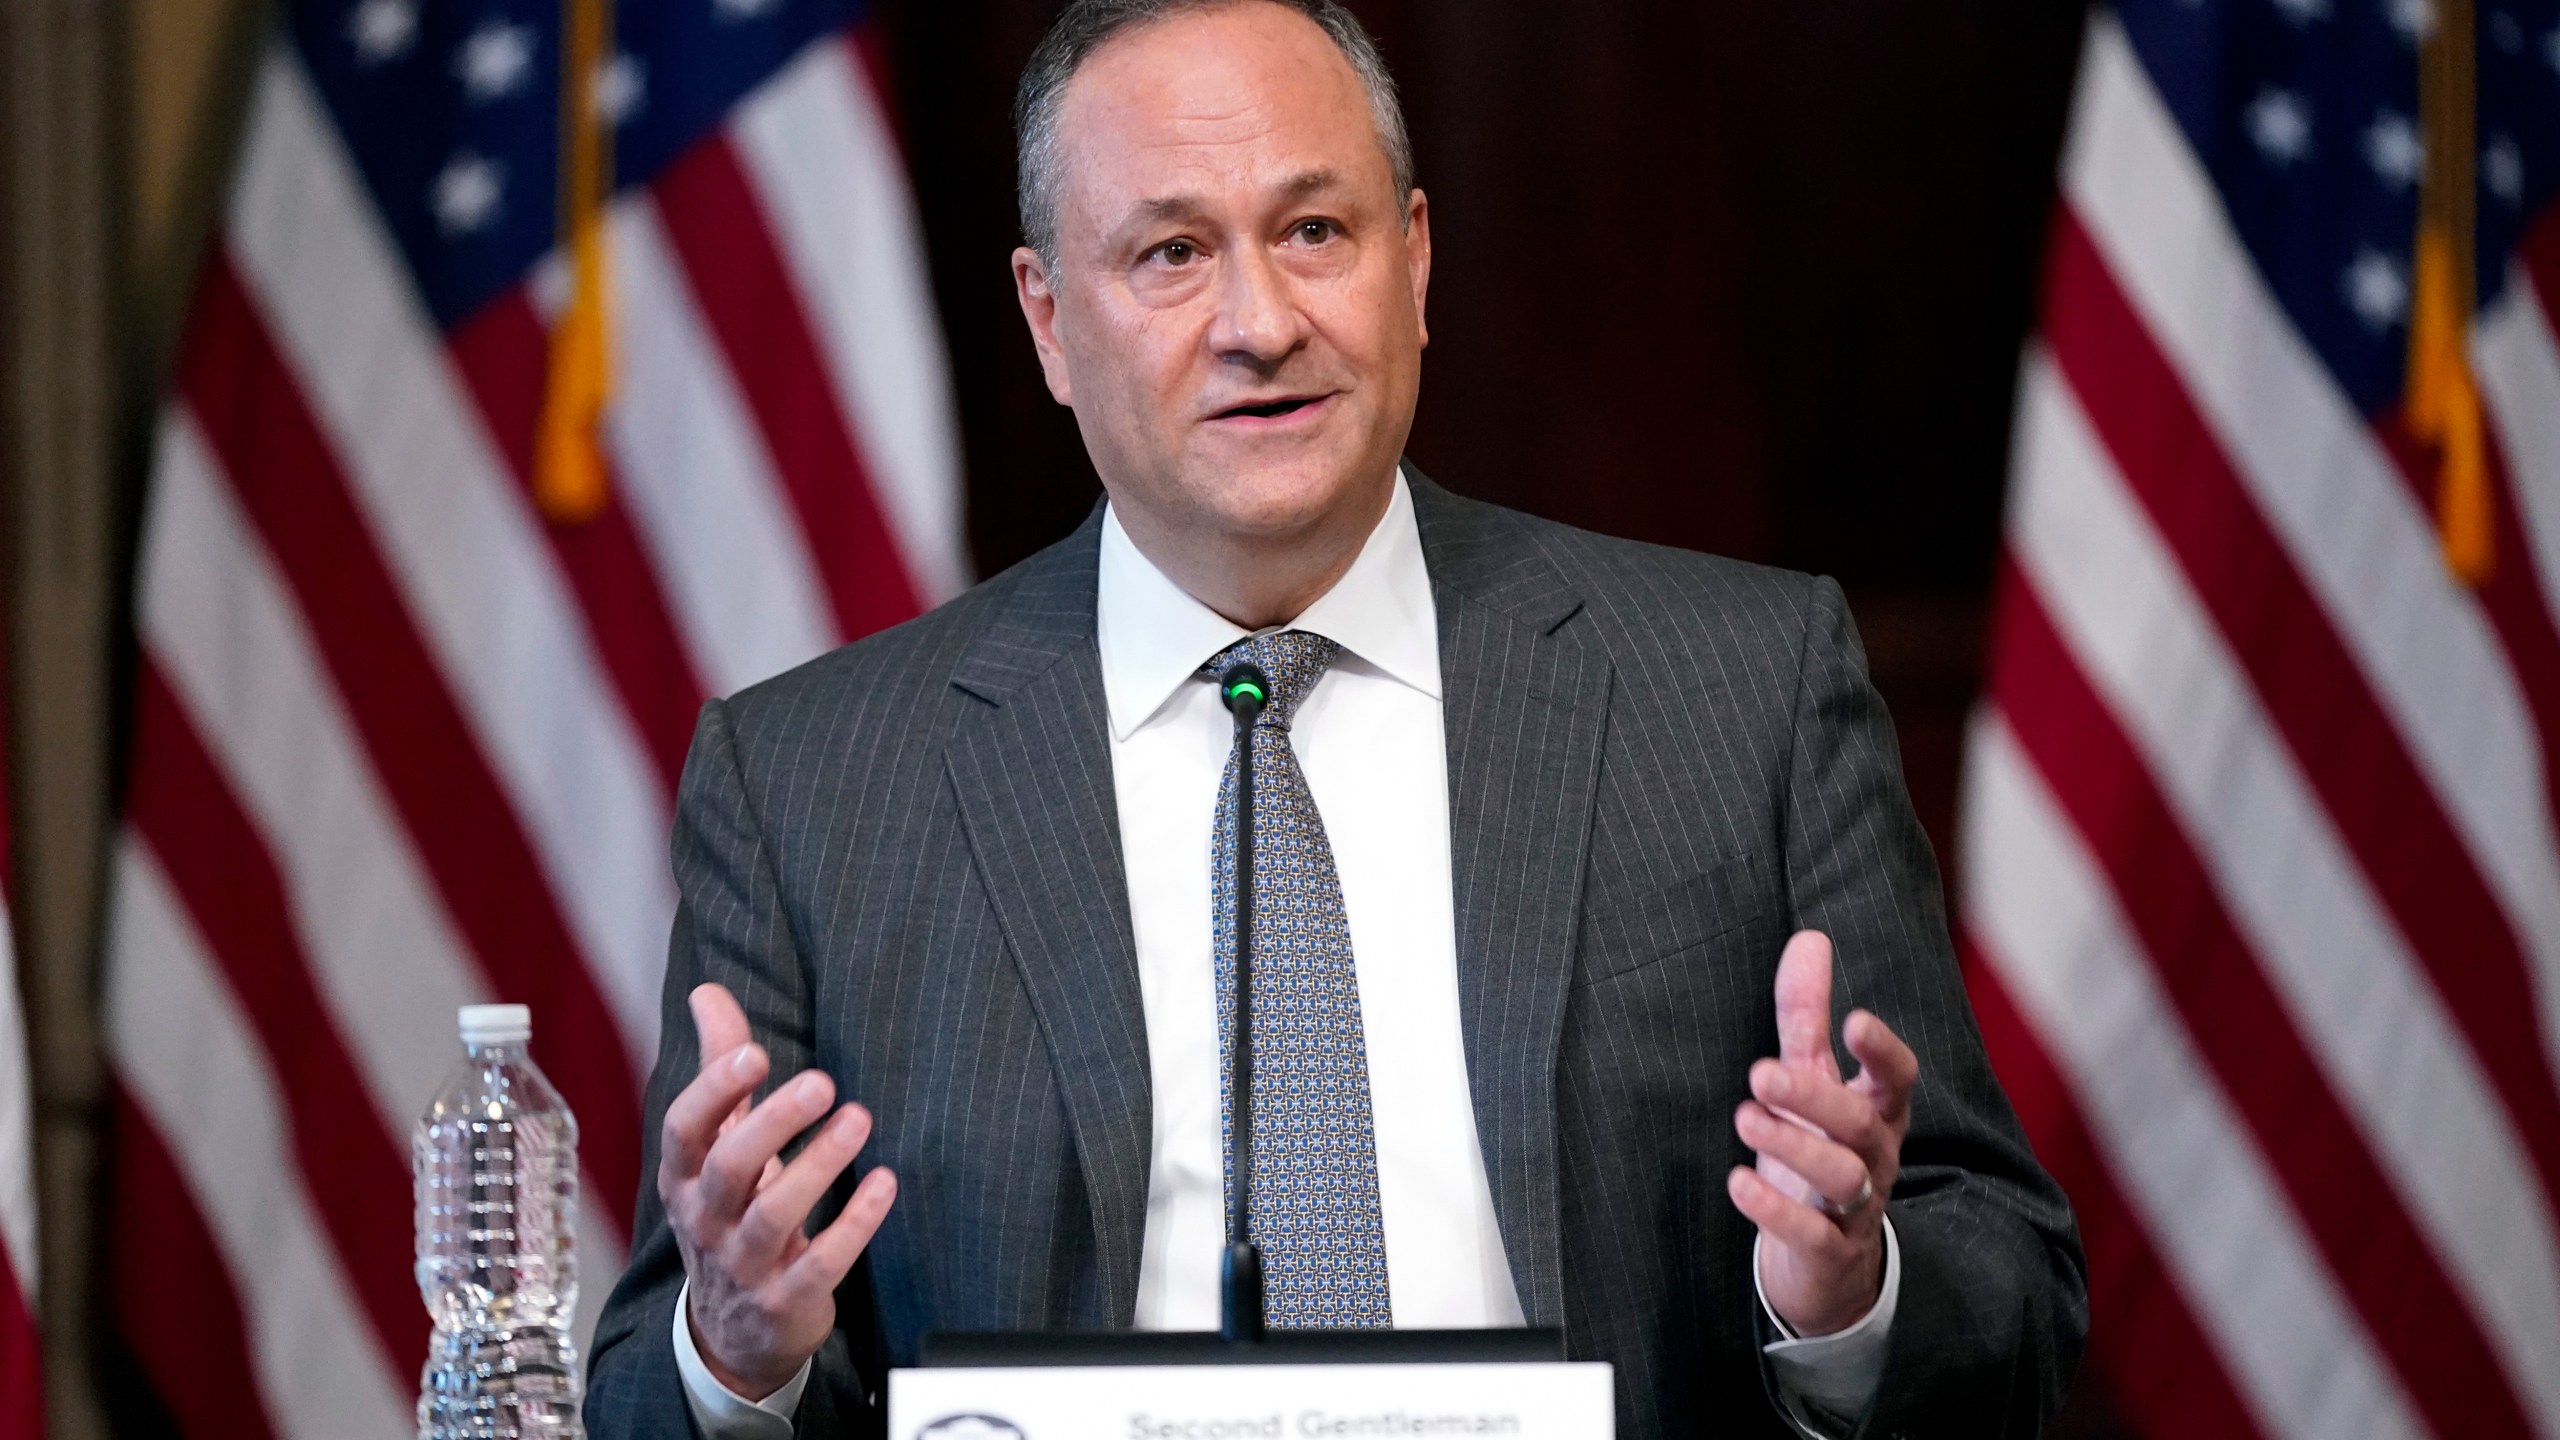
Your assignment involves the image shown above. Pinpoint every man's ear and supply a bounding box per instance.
[1011,247,1077,406]
[1404,188,1433,351]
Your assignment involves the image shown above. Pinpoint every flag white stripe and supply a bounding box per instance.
[139,409,632,1334]
[1961,716,2426,1440]
[2478,268,2560,631]
[609,197,844,696]
[106,839,413,1440]
[0,917,34,1301]
[2063,15,2560,1062]
[734,36,970,605]
[2013,353,2560,1427]
[226,47,670,1067]
[143,410,482,1147]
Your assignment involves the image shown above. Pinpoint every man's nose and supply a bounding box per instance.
[1208,246,1308,367]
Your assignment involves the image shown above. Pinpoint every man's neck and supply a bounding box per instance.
[1110,479,1396,631]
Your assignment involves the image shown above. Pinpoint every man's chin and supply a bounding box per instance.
[1185,458,1391,543]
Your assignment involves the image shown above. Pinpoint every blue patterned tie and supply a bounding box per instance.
[1204,630,1392,1328]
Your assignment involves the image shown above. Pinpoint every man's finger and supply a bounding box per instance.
[1726,1166,1853,1266]
[1772,931,1840,1080]
[1749,1059,1884,1161]
[786,1166,899,1298]
[698,1070,838,1219]
[1845,1010,1920,1125]
[690,984,754,1073]
[660,1043,769,1186]
[1736,1101,1872,1216]
[730,1105,872,1267]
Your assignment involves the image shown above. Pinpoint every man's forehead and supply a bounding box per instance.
[1132,168,1351,219]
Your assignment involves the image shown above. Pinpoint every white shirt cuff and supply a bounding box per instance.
[1754,1216,1901,1439]
[672,1279,812,1440]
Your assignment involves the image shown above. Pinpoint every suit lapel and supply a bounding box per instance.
[1413,472,1613,1328]
[935,481,1610,1329]
[943,513,1154,1325]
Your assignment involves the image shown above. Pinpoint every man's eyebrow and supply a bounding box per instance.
[1127,169,1353,224]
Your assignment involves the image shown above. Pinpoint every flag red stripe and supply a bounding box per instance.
[1987,563,2538,1433]
[1960,939,2266,1440]
[2462,439,2560,843]
[2042,207,2560,1207]
[107,1087,281,1440]
[844,27,905,159]
[175,253,641,1226]
[0,1242,38,1440]
[2519,201,2560,338]
[649,133,925,639]
[2371,419,2560,856]
[448,290,708,790]
[2446,201,2560,845]
[125,658,425,1377]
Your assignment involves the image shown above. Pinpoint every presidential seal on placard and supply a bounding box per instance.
[915,1415,1027,1440]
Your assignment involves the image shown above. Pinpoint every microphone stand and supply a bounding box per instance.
[1217,661,1268,1344]
[913,655,1566,1369]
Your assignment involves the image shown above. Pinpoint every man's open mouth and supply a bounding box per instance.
[1213,395,1326,420]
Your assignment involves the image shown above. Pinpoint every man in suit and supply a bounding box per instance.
[587,1,2086,1436]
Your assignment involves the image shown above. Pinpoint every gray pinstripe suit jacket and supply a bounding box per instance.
[587,471,2086,1440]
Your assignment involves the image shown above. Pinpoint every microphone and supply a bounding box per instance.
[1216,661,1268,1344]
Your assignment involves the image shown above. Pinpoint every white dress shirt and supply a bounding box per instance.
[676,473,1894,1437]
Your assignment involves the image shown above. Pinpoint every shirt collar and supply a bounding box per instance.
[1096,470,1441,742]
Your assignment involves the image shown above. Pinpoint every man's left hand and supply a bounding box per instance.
[1728,929,1919,1336]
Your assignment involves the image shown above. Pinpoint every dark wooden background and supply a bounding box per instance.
[866,0,2090,869]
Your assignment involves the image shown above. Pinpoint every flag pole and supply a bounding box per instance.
[2408,0,2489,585]
[535,0,615,524]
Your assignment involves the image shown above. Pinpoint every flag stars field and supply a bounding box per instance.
[2362,111,2423,189]
[347,0,416,64]
[596,53,647,126]
[2344,248,2410,328]
[2247,89,2314,164]
[455,21,537,104]
[2486,136,2524,204]
[432,153,505,235]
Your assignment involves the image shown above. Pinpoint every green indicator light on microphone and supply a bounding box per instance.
[1226,679,1266,706]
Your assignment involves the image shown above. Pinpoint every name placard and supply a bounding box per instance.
[889,1361,1615,1440]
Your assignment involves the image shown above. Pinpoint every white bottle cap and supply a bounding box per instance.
[458,1004,531,1046]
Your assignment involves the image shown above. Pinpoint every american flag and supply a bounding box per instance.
[1960,1,2560,1436]
[101,0,961,1430]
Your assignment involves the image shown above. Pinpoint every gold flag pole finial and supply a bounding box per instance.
[535,0,614,524]
[2407,0,2491,586]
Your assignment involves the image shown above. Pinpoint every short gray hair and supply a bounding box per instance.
[1014,0,1415,274]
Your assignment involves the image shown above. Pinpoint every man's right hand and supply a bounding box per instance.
[660,982,899,1401]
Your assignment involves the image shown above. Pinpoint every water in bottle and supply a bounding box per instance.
[415,1003,585,1439]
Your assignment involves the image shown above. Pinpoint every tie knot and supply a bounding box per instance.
[1202,630,1340,727]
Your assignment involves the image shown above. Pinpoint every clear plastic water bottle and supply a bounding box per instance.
[415,1003,586,1439]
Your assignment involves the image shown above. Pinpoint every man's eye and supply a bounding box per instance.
[1294,220,1337,245]
[1152,241,1196,266]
